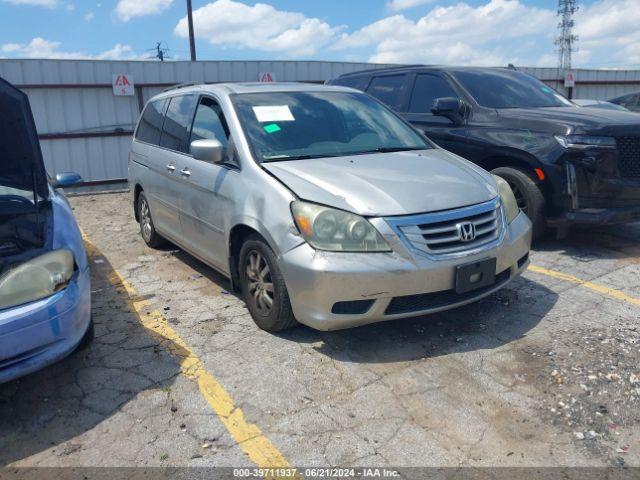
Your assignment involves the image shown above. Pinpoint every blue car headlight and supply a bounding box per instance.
[0,249,74,310]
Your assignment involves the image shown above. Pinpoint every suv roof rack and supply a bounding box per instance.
[337,64,427,78]
[162,82,202,92]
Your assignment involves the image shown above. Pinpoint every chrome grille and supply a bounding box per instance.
[386,199,504,257]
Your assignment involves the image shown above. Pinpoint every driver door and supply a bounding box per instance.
[178,96,238,272]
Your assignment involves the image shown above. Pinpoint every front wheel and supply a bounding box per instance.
[239,235,298,332]
[492,166,546,241]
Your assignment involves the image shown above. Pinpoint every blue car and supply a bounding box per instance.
[0,77,92,384]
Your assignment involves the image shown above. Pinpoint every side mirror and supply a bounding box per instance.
[190,139,224,164]
[52,172,83,189]
[431,97,470,124]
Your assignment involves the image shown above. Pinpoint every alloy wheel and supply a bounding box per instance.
[245,250,274,315]
[140,198,152,242]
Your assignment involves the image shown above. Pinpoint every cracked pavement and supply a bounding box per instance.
[0,191,639,469]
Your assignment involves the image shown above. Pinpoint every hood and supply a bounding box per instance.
[497,106,640,135]
[263,149,497,217]
[0,76,48,198]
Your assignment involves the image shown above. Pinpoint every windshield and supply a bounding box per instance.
[0,173,42,209]
[231,91,430,162]
[453,70,574,109]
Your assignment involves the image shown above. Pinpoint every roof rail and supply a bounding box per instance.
[162,82,202,93]
[337,64,426,78]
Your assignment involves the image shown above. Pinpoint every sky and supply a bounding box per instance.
[1,0,639,68]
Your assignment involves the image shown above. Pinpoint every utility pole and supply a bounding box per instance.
[186,0,197,61]
[555,0,578,71]
[156,42,165,62]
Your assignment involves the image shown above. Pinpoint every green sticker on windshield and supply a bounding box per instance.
[541,87,551,93]
[263,123,281,133]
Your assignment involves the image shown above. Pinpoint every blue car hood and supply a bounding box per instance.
[0,77,49,198]
[0,76,53,274]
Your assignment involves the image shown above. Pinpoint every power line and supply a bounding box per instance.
[147,42,171,62]
[555,0,579,71]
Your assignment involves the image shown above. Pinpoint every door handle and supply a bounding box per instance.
[180,168,191,177]
[166,164,176,172]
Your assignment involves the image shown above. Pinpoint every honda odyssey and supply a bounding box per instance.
[128,83,531,331]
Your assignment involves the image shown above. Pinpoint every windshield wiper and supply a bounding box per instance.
[350,146,427,155]
[263,153,340,162]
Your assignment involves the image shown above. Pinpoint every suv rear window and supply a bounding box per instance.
[160,95,198,153]
[135,99,166,145]
[366,75,407,111]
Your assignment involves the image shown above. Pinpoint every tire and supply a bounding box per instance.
[239,235,298,332]
[491,166,547,241]
[137,191,166,248]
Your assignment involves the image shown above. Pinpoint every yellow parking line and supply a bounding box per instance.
[82,234,296,474]
[528,264,640,307]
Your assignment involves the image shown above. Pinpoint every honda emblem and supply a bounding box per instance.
[456,222,476,242]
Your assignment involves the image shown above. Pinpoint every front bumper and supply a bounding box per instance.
[0,266,91,384]
[279,211,532,331]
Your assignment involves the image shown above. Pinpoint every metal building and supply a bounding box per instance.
[1,59,640,185]
[0,59,394,184]
[521,67,640,99]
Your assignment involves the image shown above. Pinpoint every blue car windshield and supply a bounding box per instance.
[232,91,430,162]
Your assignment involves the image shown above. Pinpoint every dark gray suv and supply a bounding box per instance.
[329,66,640,239]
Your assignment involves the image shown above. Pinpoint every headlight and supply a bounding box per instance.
[493,175,520,224]
[555,134,616,149]
[291,201,390,252]
[0,249,74,310]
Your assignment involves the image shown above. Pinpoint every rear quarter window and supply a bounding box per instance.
[135,99,166,145]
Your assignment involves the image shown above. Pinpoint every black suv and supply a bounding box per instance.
[329,66,640,238]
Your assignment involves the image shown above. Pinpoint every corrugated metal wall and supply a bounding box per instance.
[521,67,640,99]
[0,59,394,183]
[1,59,640,183]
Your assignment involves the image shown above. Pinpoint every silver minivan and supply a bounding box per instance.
[129,82,531,332]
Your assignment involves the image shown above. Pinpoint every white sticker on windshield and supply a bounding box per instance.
[252,105,294,123]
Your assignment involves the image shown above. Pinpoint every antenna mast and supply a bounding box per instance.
[555,0,579,71]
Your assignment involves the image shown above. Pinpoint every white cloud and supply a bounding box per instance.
[115,0,173,22]
[1,37,142,60]
[95,44,140,60]
[1,38,84,59]
[574,0,640,67]
[3,0,58,6]
[174,0,342,57]
[386,0,435,11]
[84,10,94,21]
[1,43,23,53]
[336,0,555,66]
